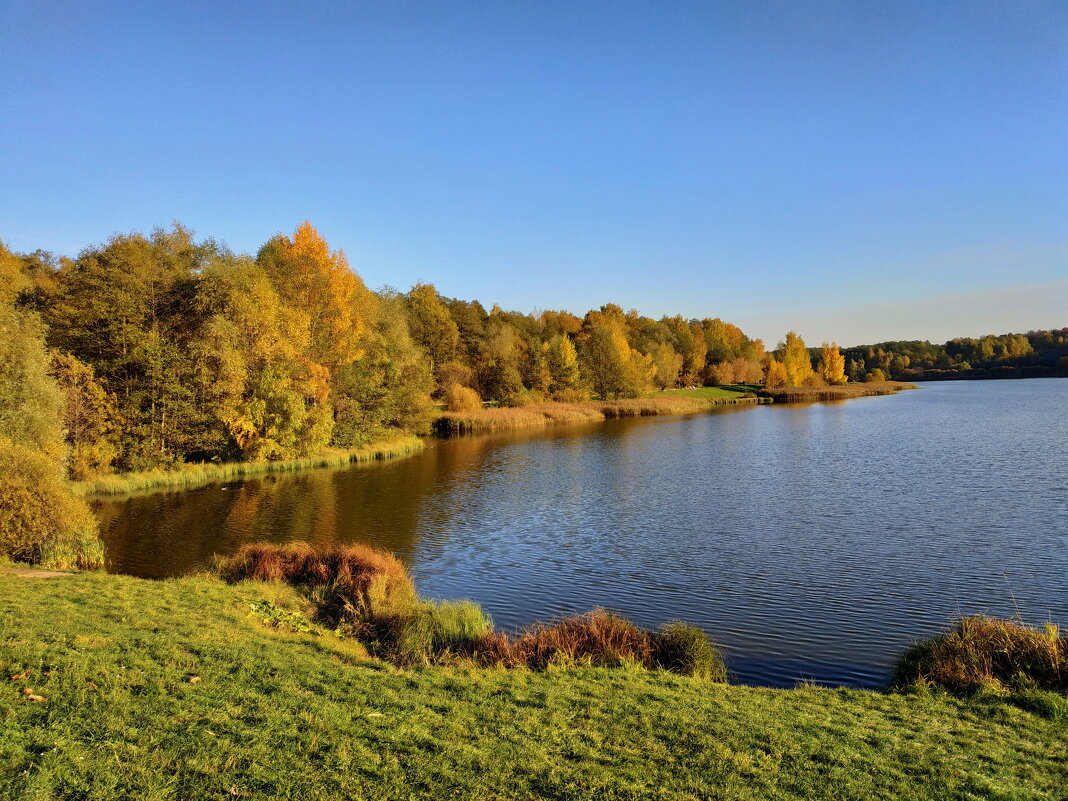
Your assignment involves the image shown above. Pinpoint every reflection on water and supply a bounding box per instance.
[96,380,1068,688]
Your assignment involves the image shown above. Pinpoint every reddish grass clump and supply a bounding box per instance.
[893,615,1066,695]
[475,609,725,680]
[216,541,415,618]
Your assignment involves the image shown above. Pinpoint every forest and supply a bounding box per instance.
[841,331,1068,382]
[0,221,1062,569]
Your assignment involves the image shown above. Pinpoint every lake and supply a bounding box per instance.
[94,379,1068,688]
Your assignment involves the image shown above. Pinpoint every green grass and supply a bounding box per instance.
[70,435,425,498]
[662,384,761,400]
[0,572,1064,800]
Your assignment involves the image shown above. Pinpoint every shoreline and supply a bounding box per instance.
[76,383,915,499]
[0,569,1061,799]
[758,380,917,403]
[72,435,425,498]
[434,391,768,436]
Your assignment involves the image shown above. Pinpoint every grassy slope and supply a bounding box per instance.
[1,573,1064,800]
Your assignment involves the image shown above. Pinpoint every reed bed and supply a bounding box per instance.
[434,395,763,435]
[893,615,1067,695]
[71,435,425,497]
[760,381,916,403]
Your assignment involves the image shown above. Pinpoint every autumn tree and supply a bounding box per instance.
[706,361,735,386]
[195,257,332,460]
[50,352,121,479]
[580,309,654,399]
[0,241,30,306]
[778,331,816,387]
[544,334,582,397]
[0,305,65,460]
[648,342,684,390]
[44,225,217,469]
[330,289,434,445]
[763,358,788,388]
[817,342,847,385]
[257,221,365,371]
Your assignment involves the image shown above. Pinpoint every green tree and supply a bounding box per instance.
[405,283,460,369]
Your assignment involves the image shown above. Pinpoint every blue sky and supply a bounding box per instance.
[2,0,1065,346]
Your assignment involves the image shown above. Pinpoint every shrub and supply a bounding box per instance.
[444,383,482,412]
[653,622,727,681]
[0,438,104,569]
[892,616,1066,695]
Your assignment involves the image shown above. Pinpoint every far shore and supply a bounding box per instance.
[433,387,767,436]
[72,435,425,498]
[76,382,916,498]
[759,380,917,403]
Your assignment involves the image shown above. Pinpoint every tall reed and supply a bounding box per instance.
[72,435,424,498]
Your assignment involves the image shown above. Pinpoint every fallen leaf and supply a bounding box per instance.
[367,712,384,718]
[10,670,28,681]
[86,682,98,689]
[188,676,201,684]
[21,688,33,695]
[26,694,45,702]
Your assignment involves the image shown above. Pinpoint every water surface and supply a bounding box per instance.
[96,379,1068,688]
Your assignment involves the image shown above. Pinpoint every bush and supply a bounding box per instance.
[892,615,1066,695]
[444,383,482,412]
[0,438,104,569]
[653,622,727,681]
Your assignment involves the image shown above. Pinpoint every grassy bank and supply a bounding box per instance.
[0,572,1064,800]
[435,389,765,436]
[71,435,425,498]
[760,381,917,403]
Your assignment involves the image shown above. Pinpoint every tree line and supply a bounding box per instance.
[840,331,1068,383]
[3,222,852,481]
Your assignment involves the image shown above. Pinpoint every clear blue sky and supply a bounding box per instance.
[2,0,1065,346]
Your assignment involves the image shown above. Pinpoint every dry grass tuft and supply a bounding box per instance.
[216,541,416,621]
[893,615,1066,695]
[483,609,655,669]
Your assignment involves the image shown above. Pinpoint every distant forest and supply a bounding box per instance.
[839,332,1068,383]
[2,222,1065,481]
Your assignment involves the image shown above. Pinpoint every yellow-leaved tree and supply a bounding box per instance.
[779,331,816,387]
[257,222,366,371]
[196,257,332,461]
[763,358,788,388]
[817,342,847,385]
